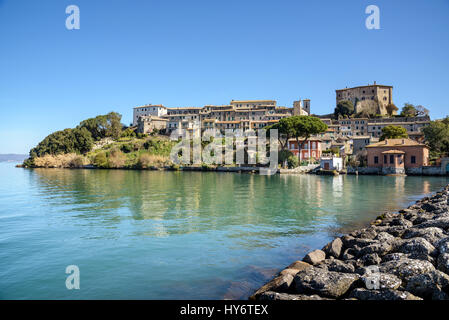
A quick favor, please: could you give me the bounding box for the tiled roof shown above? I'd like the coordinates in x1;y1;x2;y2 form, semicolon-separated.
366;138;427;148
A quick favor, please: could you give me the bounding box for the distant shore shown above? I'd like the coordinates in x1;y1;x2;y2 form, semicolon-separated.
250;183;449;300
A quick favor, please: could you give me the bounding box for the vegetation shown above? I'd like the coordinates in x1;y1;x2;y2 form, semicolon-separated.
77;112;123;140
400;103;429;117
334;100;354;118
422;117;449;157
289;116;328;162
386;103;398;116
379;125;409;141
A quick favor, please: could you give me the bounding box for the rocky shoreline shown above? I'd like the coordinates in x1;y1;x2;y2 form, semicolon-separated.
250;184;449;300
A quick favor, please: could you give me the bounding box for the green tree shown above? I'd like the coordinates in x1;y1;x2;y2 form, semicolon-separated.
422;117;449;157
78;112;123;140
400;103;418;117
386;103;398;116
380;125;409;141
290;116;328;162
265;117;295;152
334;100;354;118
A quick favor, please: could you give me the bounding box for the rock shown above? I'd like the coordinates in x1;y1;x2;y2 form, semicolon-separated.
318;259;356;273
293;267;360;298
303;249;326;265
257;291;330;300
384;225;408;237
382;252;407;263
437;238;449;254
390;217;413;228
360;273;402;290
374;232;395;243
437;253;449;274
379;258;435;281
249;274;294;299
396;237;437;257
322;238;343;258
280;268;302;277
405;270;449;300
349;288;422;300
341;247;358;260
416;217;449;230
341;235;378;248
357;242;393;257
283;261;312;274
402;227;446;246
359;253;382;266
350;227;377;240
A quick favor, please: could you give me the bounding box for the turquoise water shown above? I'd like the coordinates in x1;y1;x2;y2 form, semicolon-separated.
0;162;447;299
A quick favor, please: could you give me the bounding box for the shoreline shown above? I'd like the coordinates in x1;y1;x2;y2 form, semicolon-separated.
249;183;449;300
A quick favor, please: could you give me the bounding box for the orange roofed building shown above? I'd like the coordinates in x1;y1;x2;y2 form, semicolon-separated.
366;138;429;175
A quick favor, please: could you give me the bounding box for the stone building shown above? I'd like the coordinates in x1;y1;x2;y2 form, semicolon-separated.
366;138;429;175
136;116;168;134
336;82;393;115
133;104;167;126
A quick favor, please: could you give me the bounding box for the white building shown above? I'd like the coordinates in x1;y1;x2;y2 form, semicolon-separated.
133;105;167;126
320;157;343;171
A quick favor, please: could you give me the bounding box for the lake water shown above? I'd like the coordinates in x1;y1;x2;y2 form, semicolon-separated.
0;162;447;299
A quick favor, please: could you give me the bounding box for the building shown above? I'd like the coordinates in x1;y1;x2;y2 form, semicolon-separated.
336;82;393;115
133;105;167;126
287;138;322;160
366;138;429;175
137;116;168;134
320;157;343;171
352;136;379;154
136;98;311;134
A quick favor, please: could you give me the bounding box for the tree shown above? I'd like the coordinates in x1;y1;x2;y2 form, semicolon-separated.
334;100;354;118
265;117;295;152
415;105;430;117
386;103;398;116
400;103;418;117
422;117;449;157
77;112;123;140
380;125;409;141
290;116;328;162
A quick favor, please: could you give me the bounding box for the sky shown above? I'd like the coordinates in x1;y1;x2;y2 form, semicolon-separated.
1;0;449;154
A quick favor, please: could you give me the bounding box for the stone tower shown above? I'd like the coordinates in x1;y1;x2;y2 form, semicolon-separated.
293;99;310;116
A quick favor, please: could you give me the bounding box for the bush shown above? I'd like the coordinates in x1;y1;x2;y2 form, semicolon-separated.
93;152;108;168
137;153;170;168
107;149;126;168
287;155;299;168
120;143;134;154
32;153;87;168
121;128;136;138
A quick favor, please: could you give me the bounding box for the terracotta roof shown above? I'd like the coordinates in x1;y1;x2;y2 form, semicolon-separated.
382;150;406;154
134;104;166;109
366;138;427;148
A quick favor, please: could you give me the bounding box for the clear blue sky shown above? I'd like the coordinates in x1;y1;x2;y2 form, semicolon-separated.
1;0;449;154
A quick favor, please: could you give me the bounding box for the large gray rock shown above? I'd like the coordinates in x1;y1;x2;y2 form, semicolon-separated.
349;288;422;300
396;237;437;257
402;227;446;246
358;242;393;257
405;270;449;300
258;291;330;300
317;259;355;273
303;249;326;265
341;235;378;248
293;267;360;298
279;260;312;277
374;232;395;243
437;253;449;274
437;237;449;254
358;253;382;266
379;258;435;281
322;238;343;258
360;273;402;290
249;274;294;299
415;217;449;230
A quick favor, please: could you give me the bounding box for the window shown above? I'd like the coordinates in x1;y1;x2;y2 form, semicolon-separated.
411;156;416;164
384;155;387;164
390;155;394;164
374;156;379;164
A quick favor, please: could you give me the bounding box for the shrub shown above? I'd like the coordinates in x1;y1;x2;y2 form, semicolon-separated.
137;153;169;168
93;152;108;168
287;155;299;168
107;149;126;168
120;143;134;154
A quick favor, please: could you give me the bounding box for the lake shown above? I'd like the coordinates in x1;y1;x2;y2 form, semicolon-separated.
0;162;447;299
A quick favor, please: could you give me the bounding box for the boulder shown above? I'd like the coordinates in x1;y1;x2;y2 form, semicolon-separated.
357;242;393;257
382;252;407;263
379;258;435;281
374;232;395;243
257;291;330;300
359;253;382;266
437;238;449;254
318;259;355;273
405;270;449;300
437;253;449;274
341;235;378;248
402;227;446;246
415;217;449;230
322;238;343;258
303;249;326;265
349;288;422;300
293;267;360;298
249;274;294;299
360;273;402;290
396;237;437;257
279;260;312;277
